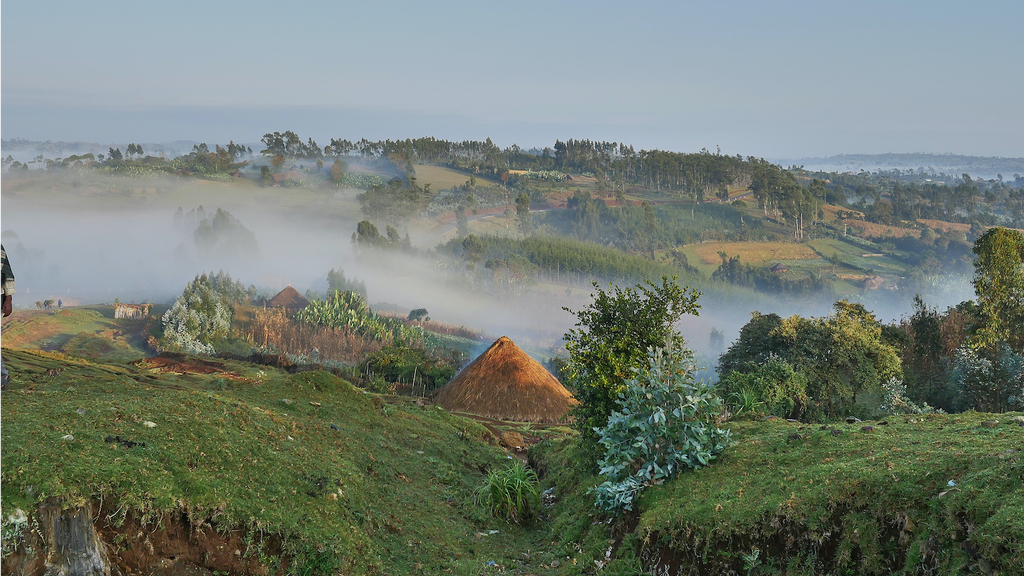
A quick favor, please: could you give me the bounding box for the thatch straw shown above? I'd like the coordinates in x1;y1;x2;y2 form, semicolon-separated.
432;336;577;423
267;286;309;311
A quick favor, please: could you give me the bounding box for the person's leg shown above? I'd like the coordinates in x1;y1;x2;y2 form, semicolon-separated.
1;354;8;389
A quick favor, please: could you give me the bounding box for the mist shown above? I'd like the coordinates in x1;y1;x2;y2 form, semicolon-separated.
0;173;592;357
1;170;978;370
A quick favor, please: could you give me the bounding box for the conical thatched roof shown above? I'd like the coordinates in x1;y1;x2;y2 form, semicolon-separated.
433;336;577;423
267;285;309;311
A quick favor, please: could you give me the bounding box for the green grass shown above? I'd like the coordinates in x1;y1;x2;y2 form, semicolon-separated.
0;349;557;574
1;307;153;361
533;414;1024;575
479;461;541;525
809;237;911;275
5;344;1021;574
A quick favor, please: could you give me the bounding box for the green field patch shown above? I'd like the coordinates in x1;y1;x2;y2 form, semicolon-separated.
534;414;1024;574
809;238;911;275
632;415;1023;573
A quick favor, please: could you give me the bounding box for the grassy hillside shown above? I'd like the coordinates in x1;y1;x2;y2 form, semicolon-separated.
0;349;554;575
0;307;154;360
535;414;1024;575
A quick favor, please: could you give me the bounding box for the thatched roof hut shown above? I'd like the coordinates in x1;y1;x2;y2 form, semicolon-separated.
864;275;885;290
267;285;309;312
432;336;577;423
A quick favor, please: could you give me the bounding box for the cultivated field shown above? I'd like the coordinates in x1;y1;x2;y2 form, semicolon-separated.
918;218;972;233
808;238;911;275
841;218;922;239
820;203;864;222
412;164;497;191
687;241;820;265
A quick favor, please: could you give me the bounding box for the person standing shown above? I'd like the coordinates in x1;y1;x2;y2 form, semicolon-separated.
2;244;15;389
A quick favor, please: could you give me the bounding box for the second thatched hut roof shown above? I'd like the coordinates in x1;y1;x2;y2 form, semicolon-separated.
432;336;577;423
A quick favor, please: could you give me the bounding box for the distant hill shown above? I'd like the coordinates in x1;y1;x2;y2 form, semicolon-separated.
772;153;1024;180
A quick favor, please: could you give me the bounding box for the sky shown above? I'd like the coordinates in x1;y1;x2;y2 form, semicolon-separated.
3;0;1023;158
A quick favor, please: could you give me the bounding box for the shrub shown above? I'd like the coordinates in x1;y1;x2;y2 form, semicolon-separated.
728;387;765;417
591;342;731;513
478;461;540;524
563;276;701;452
359;343;457;390
718;356;808;419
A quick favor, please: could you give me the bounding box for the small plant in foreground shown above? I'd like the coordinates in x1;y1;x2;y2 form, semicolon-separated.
729;387;764;416
1;509;29;558
478;461;540;524
591;341;731;513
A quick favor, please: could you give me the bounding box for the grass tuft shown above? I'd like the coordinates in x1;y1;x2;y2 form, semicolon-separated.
479;461;541;525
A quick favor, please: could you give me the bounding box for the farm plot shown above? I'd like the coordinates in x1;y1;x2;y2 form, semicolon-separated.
918;218;971;233
687;241;820;265
413;164;497;191
841;218;921;239
809;238;911;275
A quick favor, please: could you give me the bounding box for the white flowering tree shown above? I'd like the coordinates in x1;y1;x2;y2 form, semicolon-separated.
162;275;233;355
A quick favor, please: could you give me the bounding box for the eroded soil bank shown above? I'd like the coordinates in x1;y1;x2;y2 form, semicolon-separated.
5;500;285;576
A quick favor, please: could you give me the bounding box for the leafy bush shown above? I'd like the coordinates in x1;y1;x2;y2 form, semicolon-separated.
718;356;808;419
563;276;702;452
359;342;457;390
591;343;731;513
1;509;28;558
335;172;383;190
728;387;765;417
718;301;902;418
478;461;540;524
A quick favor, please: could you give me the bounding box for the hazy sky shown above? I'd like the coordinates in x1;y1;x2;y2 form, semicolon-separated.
3;1;1022;158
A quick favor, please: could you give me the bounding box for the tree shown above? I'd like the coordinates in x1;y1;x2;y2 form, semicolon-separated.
462;234;485;267
192;208;258;256
353;221;407;251
161;274;235;355
719;301;902;418
709;327;725;353
563;276;702;452
357;178;430;226
455;205;469;238
330;159;346;182
515;192;532;234
971;227;1024;351
326;267;366;297
408;308;429;322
